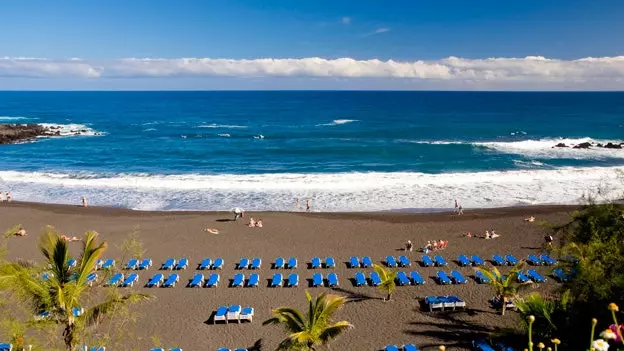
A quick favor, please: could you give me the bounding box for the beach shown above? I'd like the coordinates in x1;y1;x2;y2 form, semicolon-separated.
1;201;573;350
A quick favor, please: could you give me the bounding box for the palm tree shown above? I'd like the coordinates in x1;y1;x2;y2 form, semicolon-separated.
475;261;532;315
516;291;570;339
262;291;352;350
0;227;151;350
373;264;397;301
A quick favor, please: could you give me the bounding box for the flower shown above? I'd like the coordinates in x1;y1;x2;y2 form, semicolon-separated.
551;338;561;345
608;303;619;312
601;328;617;340
537;342;545;349
592;318;598;325
592;339;609;351
528;315;536;323
547;348;552;351
439;347;446;351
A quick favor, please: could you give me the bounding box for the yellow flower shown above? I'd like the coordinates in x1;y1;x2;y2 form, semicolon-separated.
551;338;561;345
439;347;446;351
537;342;545;349
609;303;619;312
528;315;536;323
592;318;598;325
600;329;617;340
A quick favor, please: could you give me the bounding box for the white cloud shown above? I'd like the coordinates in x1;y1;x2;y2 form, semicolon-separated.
0;56;623;88
341;16;351;25
375;27;390;34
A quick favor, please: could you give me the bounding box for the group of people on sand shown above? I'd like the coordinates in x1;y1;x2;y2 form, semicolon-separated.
423;239;449;253
247;217;263;228
295;198;312;212
454;199;464;215
464;230;500;239
0;192;13;202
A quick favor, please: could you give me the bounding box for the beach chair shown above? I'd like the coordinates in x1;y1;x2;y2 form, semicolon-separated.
122;273;138;287
287;257;297;269
396;271;410;286
238;257;249;269
0;344;11;351
99;259;115;270
275;257;285;269
384;346;400;351
527;254;543;266
213;305;228;323
492;255;506;266
150;348;164;351
41;272;52;281
271;273;283;287
439;296;456;310
473;339;496;351
311;257;322;269
349;256;360;268
217;349;229;351
175;258;189;270
240;307;254;323
199;258;212;270
425;296;443;312
312;273;324;287
83;347;105;351
247;273;259;287
475;271;491;284
213;258;224;270
517;271;531;283
354;272;367;286
540;254;557;265
471;255;485;266
398;255;411;267
106;273;124;287
447;295;466;309
553;268;569;282
161;258;176;270
505;254;519;265
434;255;448;267
189;273;204;288
85;272;97;286
162;273;179;288
138;258;152;270
287;273;299;287
227;305;242;323
422;255;434;267
233;349;247;351
386;255;398;267
325;257;335;268
146;273;164;288
370;272;381;286
410;271;425;285
205;273;220;287
494;342;516;351
232;273;245;287
436;271;452;285
361;256;372;268
327;273;339;287
72;307;84;317
450;270;467;284
124;259;138;270
458;254;471;267
527;269;546;283
403;344;419;351
67;259;77;269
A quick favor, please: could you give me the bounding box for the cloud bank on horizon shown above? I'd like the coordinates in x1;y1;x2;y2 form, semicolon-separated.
1;56;623;89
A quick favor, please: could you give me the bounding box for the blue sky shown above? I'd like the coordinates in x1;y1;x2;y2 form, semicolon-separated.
1;0;623;90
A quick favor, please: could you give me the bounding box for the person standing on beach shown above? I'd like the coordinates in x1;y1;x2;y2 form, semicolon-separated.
295;198;300;211
306;200;311;212
6;192;11;202
232;207;244;221
81;196;88;207
454;199;459;213
458;205;464;215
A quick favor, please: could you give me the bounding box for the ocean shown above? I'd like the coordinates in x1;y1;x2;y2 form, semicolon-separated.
0;91;623;211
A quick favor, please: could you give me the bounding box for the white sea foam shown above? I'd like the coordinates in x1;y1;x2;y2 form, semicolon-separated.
475;137;624;159
396;139;464;145
217;133;231;137
197;124;248;129
0;166;621;212
316;119;358;126
37;123;103;137
0;116;34;121
143;128;157;132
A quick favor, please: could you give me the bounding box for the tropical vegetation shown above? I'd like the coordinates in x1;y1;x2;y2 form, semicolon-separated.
372;263;397;301
475;261;532;315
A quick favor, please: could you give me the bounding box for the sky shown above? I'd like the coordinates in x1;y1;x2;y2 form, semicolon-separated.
1;0;623;90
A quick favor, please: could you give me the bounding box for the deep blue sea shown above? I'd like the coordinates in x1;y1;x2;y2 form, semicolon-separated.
0;91;623;211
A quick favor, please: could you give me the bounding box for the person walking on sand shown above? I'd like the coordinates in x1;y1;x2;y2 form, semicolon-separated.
6;192;11;202
306;199;311;212
232;207;244;221
454;199;459;213
81;196;88;208
457;205;464;215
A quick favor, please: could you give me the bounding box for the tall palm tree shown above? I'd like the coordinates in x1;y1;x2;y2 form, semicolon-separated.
0;227;151;350
475;261;532;315
373;264;397;301
262;291;352;350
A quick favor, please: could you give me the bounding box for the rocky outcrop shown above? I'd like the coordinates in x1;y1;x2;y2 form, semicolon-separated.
553;143;568;148
573;142;592;149
552;140;624;150
0;124;49;144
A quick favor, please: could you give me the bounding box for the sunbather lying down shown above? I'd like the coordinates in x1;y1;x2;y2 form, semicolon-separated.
203;228;220;234
525;216;535;222
60;234;80;242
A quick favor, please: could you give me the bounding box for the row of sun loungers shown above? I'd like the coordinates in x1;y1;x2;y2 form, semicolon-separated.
457;255;486;266
421;255;448;267
237;258;261;269
198;258;224;270
274;257;298;269
270;273;300;287
311;257;335;268
161;258;189;270
424;295;466;311
436;271;468;285
0;343;11;351
385;344;419;351
527;254;557;265
349;256;373;268
491;296;517;311
213;305;254;323
124;258;153;270
106;273;140;287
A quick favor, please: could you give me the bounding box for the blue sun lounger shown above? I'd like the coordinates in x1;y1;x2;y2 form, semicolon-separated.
422;255;434;267
410;271;425;285
473;339;496;351
325;257;335;268
86;272;97;286
425;296;443;311
213;258;224;270
527;269;546;283
247;273;259;287
213;305;228;323
384;345;400;351
517;271;531;283
147;273;164;287
67;259;77;269
398;255;411;267
471;255;485;266
386;256;398;267
175;258;188;270
370;271;382;286
275;257;285;269
199;258;212;270
271;273;283;287
312;273;323;287
106;273;124;286
72;307;84;317
492;255;506;266
287;273;299;287
540;254;557;265
227;305;241;322
238;258;249;269
138;258;152;270
163;273;179;288
0;344;12;351
232;273;245;287
505;254;519;265
458;255;471;266
553;268;569;282
99;259;115;270
234;349;248;351
475;271;491;284
84;347;105;351
125;259;139;270
327;273;339;287
311;257;321;269
396;271;410;286
240;307;254;323
527;254;543;265
437;271;452;285
189;273;204;287
354;272;367;286
287;257;297;269
434;255;447;266
349;256;360;268
361;256;373;268
122;273;138;287
161;258;175;270
403;344;419;351
206;273;220;287
217;348;229;351
451;270;467;284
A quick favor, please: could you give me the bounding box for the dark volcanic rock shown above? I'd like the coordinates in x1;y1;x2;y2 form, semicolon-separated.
553;143;568;148
573;142;592;149
0;124;49;144
604;142;623;149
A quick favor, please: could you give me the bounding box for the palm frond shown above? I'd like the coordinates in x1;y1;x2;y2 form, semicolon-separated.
315;294;346;326
318;321;353;343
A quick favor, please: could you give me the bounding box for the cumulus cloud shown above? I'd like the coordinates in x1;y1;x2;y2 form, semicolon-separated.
0;56;623;87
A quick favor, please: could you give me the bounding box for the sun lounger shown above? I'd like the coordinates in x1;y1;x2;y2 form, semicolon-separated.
312;273;323;287
99;259;115;270
146;273;164;288
325;257;335;268
247;273;259;287
175;258;189;270
83;347;105;351
434;255;447;266
447;295;466;309
72;307;84;317
227;305;241;322
527;269;546;283
122;273;138;287
232;273;245;287
67;259;77;269
471;255;485;266
271;273;283;287
492;255;506;266
217;348;229;351
396;271;410;286
124;259;138;270
106;273;124;287
214;305;228;323
349;256;359;268
492;296;517;311
494;342;516;351
287;257;297;269
384;346;400;351
240;307;254;323
205;273;220;287
439;296;456;310
354;272;367;286
168;349;182;351
213;258;224;270
403;344;419;351
361;256;373;268
311;257;321;269
162;273;179;288
540;254;557;265
473;339;496;351
553;268;569;282
425;296;443;311
409;271;425;285
86;272;97;286
189;273;204;287
458;254;471;267
422;255;434;267
527;254;543;266
505;254;519;265
275;257;285;269
198;258;212;270
398;255;411;267
138;259;152;270
475;271;491;284
386;256;398;267
436;271;452;285
161;258;176;270
150;348;164;351
327;273;339;287
0;343;12;351
517;271;531;283
42;272;52;281
233;349;247;351
450;270;467;284
287;273;299;287
238;258;249;269
368;271;381;286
